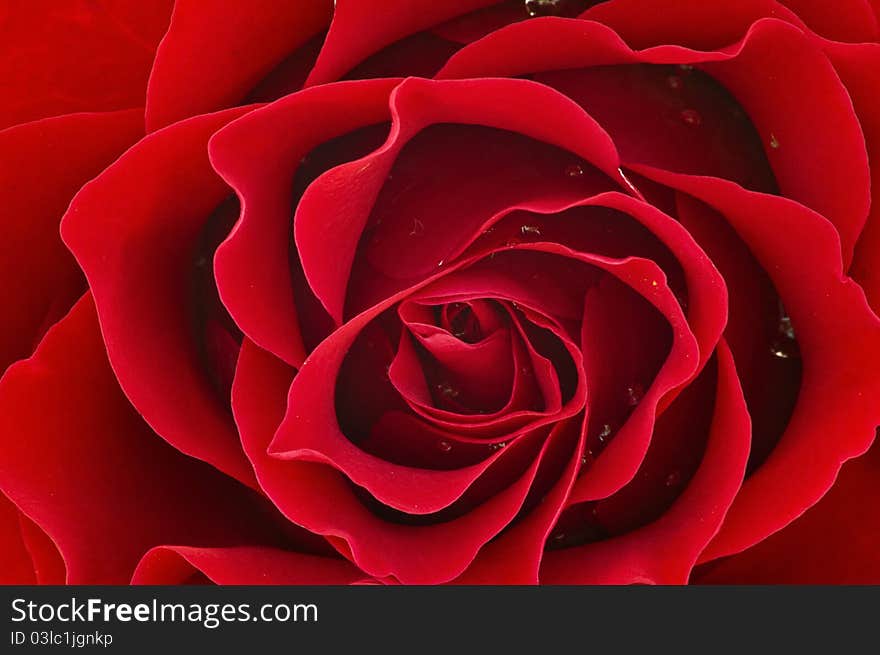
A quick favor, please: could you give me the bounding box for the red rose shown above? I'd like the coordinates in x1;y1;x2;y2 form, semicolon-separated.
1;0;879;585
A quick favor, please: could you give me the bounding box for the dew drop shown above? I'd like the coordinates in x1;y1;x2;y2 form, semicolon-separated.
770;343;791;359
678;64;695;72
674;290;689;311
581;447;595;467
436;382;460;399
437;259;445;268
771;304;799;359
779;314;795;341
552;530;567;542
666;75;683;90
680;109;702;127
769;133;780;149
565;163;584;177
596;423;612;443
490;441;508;451
438;441;452;453
626;383;645;407
520;224;542;237
665;470;681;487
525;0;563;17
409;218;424;236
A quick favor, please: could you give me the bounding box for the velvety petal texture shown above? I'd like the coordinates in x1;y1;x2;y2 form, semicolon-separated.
0;0;173;129
2;0;879;586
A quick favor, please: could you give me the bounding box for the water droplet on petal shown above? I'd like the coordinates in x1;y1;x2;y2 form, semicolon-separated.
769;133;780;149
596;423;612;443
436;382;460;399
626;384;645;407
674;290;689;311
580;447;595;467
666;75;683;90
565;163;584;177
490;441;508;452
678;64;695;72
770;343;792;358
438;441;452;453
525;0;563;17
680;109;702;126
771;303;799;359
520;224;541;237
409;218;424;236
437;259;445;268
552;530;567;542
665;470;681;487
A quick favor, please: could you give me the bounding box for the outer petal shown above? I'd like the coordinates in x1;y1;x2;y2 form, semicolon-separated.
579;0;805;50
61;106;258;487
694;438;880;584
132;545;365;585
305;0;498;85
0;0;172;129
0;296;289;583
0;493;36;584
439;18;871;265
829;43;880;313
146;0;332;131
629;167;880;561
776;0;879;42
0;109;143;374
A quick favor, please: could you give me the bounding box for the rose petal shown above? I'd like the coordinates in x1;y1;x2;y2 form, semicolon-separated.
776;0;879;42
452;418;585;584
629;166;880;560
132;545;364;585
827;43;880;313
0;109;143;374
145;0;332;131
295;76;627;323
61;106;258;487
693;437;880;584
579;0;804;51
306;0;499;85
540;340;750;584
0;493;36;584
439;18;871;265
0;0;172;129
17;513;66;585
0;296;292;583
209;78;401;367
235;338;547;584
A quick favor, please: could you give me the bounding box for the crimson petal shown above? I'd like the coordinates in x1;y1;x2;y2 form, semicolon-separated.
146;0;332;131
0;296;291;583
0;109;143;374
61;107;258;486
